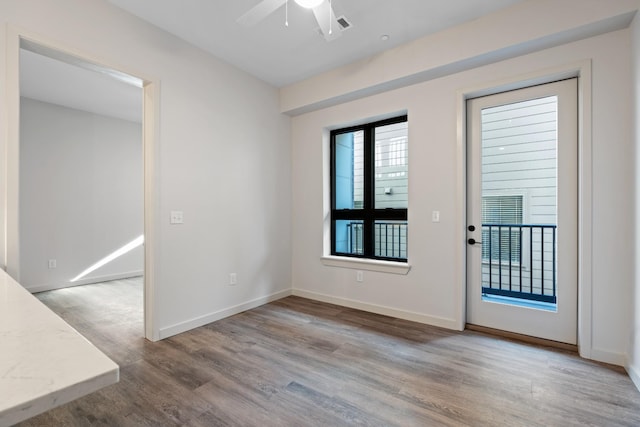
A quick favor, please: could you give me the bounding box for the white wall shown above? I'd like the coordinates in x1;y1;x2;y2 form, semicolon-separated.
20;97;143;292
0;0;292;340
290;27;634;365
281;0;640;114
1;0;636;364
630;12;640;388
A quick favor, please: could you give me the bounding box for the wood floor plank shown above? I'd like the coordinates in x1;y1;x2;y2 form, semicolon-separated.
14;280;640;426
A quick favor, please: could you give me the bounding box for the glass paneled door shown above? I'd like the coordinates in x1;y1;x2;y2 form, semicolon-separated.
466;79;578;344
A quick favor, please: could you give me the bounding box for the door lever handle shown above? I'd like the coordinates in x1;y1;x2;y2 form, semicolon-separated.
468;238;482;245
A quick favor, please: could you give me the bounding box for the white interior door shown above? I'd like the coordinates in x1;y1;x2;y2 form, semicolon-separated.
466;79;578;344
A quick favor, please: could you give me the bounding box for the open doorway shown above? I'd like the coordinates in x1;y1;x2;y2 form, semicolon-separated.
5;35;158;340
19;47;144;292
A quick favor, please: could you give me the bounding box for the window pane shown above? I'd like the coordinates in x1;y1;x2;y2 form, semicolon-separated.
335;220;364;255
335;131;364;210
374;220;407;259
330;115;407;261
482;196;523;224
374;122;408;209
482;196;523;262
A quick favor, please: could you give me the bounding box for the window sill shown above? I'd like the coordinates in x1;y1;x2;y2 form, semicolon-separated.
321;256;411;275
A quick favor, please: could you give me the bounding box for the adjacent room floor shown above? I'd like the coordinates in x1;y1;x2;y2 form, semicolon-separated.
17;279;640;426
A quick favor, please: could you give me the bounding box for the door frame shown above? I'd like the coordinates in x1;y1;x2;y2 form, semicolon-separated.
454;61;593;359
465;79;578;344
3;25;161;341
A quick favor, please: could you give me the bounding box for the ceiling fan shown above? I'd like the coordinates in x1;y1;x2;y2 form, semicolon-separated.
237;0;343;41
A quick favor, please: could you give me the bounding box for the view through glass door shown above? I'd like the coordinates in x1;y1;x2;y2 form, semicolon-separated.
466;79;578;344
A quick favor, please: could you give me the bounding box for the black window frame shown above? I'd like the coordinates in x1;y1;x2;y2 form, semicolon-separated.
330;115;408;262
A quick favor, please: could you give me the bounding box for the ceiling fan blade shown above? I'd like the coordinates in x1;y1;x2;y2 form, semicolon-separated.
312;1;342;41
237;0;287;27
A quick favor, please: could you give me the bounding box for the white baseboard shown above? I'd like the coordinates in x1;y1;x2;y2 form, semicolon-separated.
25;271;144;293
627;360;640;393
158;288;292;340
292;288;459;330
588;347;627;367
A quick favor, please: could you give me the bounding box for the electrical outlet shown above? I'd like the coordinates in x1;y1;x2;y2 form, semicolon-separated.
356;270;363;282
229;273;237;286
170;210;184;224
48;259;57;269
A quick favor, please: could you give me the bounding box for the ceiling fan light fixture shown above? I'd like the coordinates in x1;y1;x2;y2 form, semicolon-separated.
295;0;324;9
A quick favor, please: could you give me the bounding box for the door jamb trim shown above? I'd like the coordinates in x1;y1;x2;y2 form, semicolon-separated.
3;24;161;342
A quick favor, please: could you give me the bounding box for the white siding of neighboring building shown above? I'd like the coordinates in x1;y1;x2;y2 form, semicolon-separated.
375;121;408;209
481;96;558;297
352;121;409;209
353;131;364;208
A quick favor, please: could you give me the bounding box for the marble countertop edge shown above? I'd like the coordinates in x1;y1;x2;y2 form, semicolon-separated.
0;367;119;426
0;270;120;426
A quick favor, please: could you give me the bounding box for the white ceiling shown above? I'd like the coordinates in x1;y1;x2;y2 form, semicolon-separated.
20;49;143;123
19;0;525;122
108;0;525;87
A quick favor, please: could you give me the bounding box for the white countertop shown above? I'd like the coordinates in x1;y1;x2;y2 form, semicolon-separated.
0;269;119;426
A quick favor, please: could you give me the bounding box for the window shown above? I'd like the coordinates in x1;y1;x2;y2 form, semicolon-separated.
482;195;523;263
331;116;408;261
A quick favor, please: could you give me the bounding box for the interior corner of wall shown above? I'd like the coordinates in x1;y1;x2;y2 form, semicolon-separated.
626;354;640;392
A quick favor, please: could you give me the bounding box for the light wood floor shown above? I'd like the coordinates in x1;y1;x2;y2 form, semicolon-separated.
17;278;640;426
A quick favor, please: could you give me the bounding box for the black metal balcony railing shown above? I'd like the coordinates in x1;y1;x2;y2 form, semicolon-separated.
375;222;407;259
347;222;364;255
347;222;407;259
482;223;557;304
